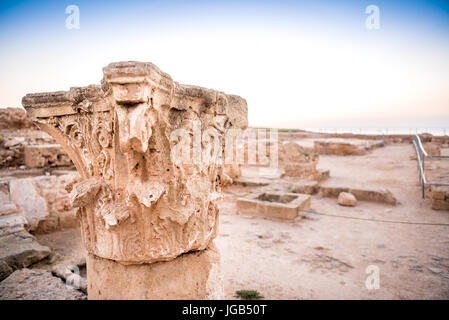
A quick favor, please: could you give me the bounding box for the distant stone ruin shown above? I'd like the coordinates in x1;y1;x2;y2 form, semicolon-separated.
279;142;319;179
0;108;35;130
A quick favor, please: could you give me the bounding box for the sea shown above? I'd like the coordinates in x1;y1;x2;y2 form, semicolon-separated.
301;127;449;136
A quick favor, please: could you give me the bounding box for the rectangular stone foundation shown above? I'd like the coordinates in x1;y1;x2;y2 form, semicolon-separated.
237;192;311;219
87;242;223;300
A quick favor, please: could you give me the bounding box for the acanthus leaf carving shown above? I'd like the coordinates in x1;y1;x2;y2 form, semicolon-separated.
23;61;248;264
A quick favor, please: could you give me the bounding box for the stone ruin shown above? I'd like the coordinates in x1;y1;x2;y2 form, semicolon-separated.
233;132;328;220
0;109;72;169
21;61;248;299
237;134;325;180
237;191;311;220
279;142;319;179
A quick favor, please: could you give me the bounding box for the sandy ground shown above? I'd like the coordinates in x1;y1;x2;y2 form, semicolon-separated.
32;143;449;299
217;144;449;299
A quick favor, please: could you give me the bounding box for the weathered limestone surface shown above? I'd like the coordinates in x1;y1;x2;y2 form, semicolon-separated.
22;61;247;298
51;259;88;294
32;174;79;231
0;231;51;281
280;142;319;179
0;268;86;300
9;178;48;231
87;243;223;299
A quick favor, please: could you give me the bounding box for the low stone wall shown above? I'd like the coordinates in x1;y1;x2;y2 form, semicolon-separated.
276;131;449;145
24;145;72;168
314;141;366;156
0;136;26;168
0;131;73;169
321;185;397;205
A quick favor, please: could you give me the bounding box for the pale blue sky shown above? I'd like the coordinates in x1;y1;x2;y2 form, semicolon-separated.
1;0;448;129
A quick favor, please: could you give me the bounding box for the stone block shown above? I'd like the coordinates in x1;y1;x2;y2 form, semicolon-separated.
430;186;446;200
87;243;223;300
321;185;397;205
24;144;72;168
0;215;27;237
237;192;311;219
0;231;51;281
0;268;85;300
431;199;449;211
0;178;26;237
9;178;48;232
9;174;78;233
289;180;319;195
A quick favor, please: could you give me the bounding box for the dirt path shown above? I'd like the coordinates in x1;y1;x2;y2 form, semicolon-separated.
217;144;449;299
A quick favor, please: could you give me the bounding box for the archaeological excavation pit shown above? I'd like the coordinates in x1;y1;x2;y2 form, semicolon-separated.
236;192;311;220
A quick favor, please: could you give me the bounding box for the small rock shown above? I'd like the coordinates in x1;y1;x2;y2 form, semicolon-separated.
373;259;386;264
409;264;423;272
52;262;87;293
428;267;442;274
337;192;357;207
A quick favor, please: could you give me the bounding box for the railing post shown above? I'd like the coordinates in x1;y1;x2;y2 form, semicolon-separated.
422;156;425;198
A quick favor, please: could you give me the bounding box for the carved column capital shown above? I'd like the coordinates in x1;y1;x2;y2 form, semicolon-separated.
23;61;247;264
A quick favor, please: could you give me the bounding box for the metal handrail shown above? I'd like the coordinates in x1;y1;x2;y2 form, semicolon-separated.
413;135;449;198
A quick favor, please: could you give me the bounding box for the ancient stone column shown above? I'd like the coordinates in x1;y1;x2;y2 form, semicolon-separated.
22;61;248;299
